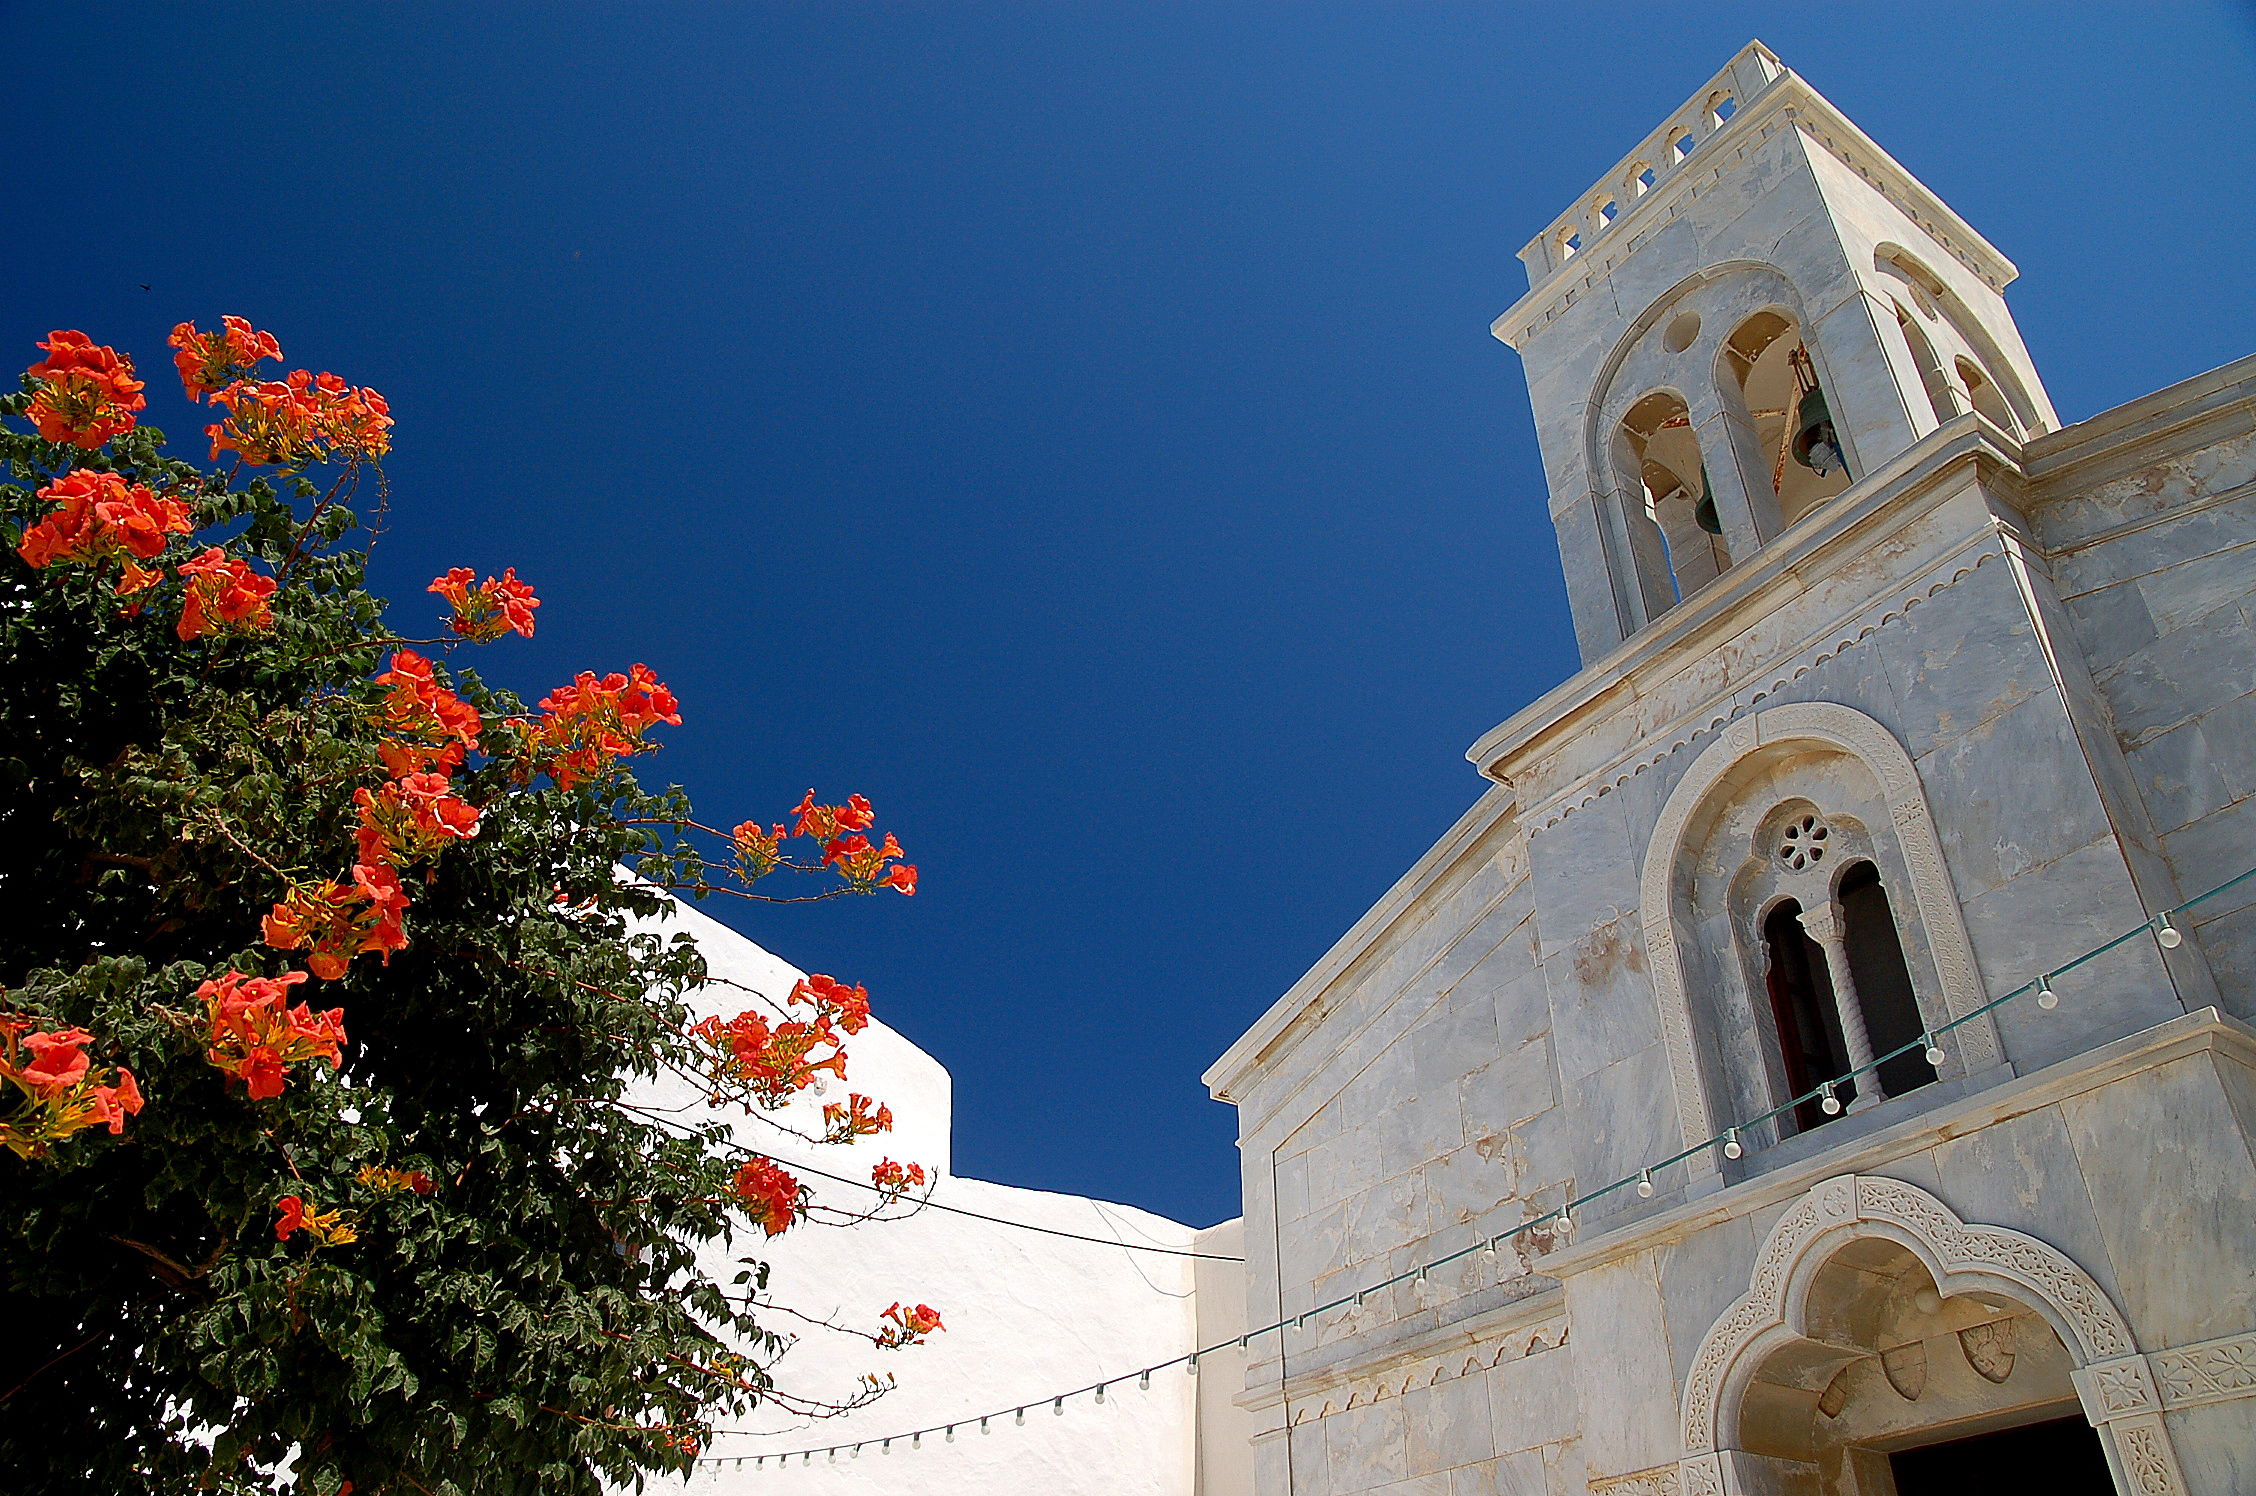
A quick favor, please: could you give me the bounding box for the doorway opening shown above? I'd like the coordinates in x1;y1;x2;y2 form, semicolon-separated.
1888;1413;2110;1494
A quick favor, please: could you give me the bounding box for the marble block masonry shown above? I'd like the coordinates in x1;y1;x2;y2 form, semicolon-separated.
1205;39;2256;1496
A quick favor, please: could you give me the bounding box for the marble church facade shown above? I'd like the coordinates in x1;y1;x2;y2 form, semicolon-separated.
1206;41;2256;1496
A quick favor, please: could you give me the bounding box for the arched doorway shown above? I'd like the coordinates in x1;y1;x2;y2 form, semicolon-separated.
1679;1175;2188;1495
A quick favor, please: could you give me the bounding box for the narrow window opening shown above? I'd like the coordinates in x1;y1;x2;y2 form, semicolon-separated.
1763;900;1855;1133
1673;132;1697;162
1561;230;1582;261
1634;164;1658;195
1710;94;1737;125
1598;198;1619;227
1957;357;2020;437
1621;390;1729;606
1894;302;1959;425
1839;862;1939;1098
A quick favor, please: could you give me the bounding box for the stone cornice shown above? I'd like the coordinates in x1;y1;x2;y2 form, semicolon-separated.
1202;783;1517;1105
2020;351;2256;517
1494;56;2017;351
1467;414;2021;801
1231;1282;1567;1419
1539;1008;2256;1280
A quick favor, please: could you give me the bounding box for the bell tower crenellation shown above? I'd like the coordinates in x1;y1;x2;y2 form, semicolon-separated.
1494;41;2059;665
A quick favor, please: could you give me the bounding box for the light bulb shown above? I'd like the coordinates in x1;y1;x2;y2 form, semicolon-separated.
1819;1081;1841;1115
2036;976;2059;1011
911;1433;921;1449
1015;1408;1025;1426
882;1439;892;1455
945;1426;955;1443
1095;1384;1107;1405
979;1418;989;1435
2157;914;2183;950
1923;1034;1946;1067
1139;1369;1151;1391
1053;1397;1065;1416
1557;1202;1575;1236
1722;1127;1743;1160
1186;1354;1199;1376
1636;1169;1655;1199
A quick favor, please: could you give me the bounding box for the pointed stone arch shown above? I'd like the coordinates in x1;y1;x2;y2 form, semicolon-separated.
1674;1174;2186;1496
1639;702;2001;1181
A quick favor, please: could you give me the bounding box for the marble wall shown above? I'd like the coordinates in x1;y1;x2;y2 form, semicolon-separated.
1208;39;2256;1492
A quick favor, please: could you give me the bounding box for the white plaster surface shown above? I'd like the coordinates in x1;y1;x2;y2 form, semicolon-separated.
617;895;1250;1495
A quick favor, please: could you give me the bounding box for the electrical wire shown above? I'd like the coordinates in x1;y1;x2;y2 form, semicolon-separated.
699;861;2255;1467
785;1156;1244;1261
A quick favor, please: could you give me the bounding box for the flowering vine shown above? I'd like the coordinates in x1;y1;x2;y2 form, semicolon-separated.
2;314;942;1488
25;329;147;448
17;470;191;594
430;566;539;642
0;1014;143;1160
199;970;347;1100
874;1302;945;1350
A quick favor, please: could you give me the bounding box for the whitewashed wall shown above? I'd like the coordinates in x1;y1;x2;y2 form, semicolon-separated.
619;895;1249;1495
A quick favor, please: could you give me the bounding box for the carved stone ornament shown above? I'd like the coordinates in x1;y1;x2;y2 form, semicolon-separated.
1880;1341;1927;1401
1680;1175;2188;1494
2152;1331;2256;1410
1958;1318;2015;1384
1588;1465;1681;1496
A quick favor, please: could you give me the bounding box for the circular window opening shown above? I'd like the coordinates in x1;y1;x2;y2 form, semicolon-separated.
1664;310;1702;353
1777;814;1829;871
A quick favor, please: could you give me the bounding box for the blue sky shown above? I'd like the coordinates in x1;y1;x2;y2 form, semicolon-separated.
8;4;2253;1228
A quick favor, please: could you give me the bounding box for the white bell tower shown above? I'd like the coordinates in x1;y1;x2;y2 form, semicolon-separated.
1495;41;2059;662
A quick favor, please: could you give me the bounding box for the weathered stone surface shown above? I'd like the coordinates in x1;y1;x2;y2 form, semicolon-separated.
1201;41;2256;1496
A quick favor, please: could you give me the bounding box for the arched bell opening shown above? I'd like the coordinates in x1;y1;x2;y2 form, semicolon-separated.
1891;301;1960;430
1956;357;2021;439
1875;246;2052;439
1721;310;1852;525
1735;1238;2106;1494
1620;389;1730;605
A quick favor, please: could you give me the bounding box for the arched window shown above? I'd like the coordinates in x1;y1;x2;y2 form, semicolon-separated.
1619;390;1728;604
1721;310;1852;525
1838;861;1939;1097
1762;899;1853;1134
1892;301;1959;427
1957;357;2020;437
1875;247;2049;438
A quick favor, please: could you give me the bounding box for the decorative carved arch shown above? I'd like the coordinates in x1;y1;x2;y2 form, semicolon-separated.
1639;702;2001;1179
1580;260;1816;496
1675;1174;2187;1496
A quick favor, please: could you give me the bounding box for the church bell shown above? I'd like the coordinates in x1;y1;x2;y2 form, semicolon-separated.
1790;386;1844;477
1693;467;1722;534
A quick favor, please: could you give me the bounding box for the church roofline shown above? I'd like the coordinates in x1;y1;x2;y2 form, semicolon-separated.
1202;782;1517;1106
1491;41;2020;351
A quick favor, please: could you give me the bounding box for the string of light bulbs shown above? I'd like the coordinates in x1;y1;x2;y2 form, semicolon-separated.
701;862;2253;1469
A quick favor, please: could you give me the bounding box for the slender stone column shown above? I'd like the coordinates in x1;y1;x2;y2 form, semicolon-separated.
1798;902;1879;1111
1683;384;1776;559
